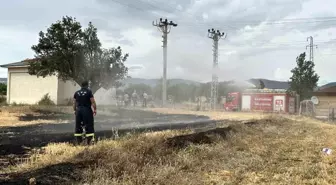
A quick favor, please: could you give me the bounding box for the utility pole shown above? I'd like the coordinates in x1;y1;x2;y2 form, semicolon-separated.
306;36;318;62
153;18;177;107
208;28;226;111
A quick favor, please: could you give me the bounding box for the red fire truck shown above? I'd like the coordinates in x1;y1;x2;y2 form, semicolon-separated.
223;89;297;113
224;92;241;111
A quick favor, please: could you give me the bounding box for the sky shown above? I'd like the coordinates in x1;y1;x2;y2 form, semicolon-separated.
0;0;336;85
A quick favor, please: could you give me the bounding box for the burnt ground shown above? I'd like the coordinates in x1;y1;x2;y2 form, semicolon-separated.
0;108;224;170
0;119;262;185
0;126;235;185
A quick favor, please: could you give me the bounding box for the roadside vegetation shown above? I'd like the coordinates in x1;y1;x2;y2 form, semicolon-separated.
0;83;6;106
37;94;55;106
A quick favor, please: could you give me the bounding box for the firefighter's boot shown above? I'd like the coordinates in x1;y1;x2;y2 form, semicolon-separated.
85;133;95;145
86;136;95;145
74;136;83;145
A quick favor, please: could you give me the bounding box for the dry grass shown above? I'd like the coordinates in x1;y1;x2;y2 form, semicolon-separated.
0;105;72;114
148;108;267;121
0;106;71;127
0;112;71;127
0;105;140;127
2;114;336;184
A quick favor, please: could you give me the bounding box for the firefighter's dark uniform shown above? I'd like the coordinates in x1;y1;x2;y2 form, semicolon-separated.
74;87;95;144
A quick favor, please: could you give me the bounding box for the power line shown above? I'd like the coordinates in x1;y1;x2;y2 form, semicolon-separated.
110;0;151;13
208;28;226;110
152;18;178;107
146;0;336;27
110;0;234;30
139;0;178;13
144;0;336;31
183;21;336;27
181;21;336;32
220;39;336;48
110;0;336;73
111;0;336;33
212;17;336;25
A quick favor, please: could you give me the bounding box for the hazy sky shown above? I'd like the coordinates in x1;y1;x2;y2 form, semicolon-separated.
0;0;335;85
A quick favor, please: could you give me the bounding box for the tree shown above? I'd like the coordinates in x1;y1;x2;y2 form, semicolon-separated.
28;16;129;93
288;52;319;100
0;83;6;95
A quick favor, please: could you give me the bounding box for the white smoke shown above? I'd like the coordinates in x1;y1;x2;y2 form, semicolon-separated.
94;87;117;105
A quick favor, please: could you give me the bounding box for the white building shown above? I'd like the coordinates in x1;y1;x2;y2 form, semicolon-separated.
0;59;116;105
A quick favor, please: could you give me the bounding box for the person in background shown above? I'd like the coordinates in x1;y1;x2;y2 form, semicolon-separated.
117;94;123;107
132;90;138;107
143;92;148;108
73;81;97;145
124;93;129;107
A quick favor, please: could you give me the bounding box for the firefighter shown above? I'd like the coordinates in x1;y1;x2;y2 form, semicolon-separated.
117;94;123;107
73;81;97;145
132;90;138;107
124;93;130;107
142;92;148;108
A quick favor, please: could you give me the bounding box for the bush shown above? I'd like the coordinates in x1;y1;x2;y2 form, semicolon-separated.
38;93;55;106
0;95;6;105
0;83;6;95
10;102;28;106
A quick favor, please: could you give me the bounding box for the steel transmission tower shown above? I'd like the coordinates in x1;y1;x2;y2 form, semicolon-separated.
306;36;318;62
153;18;177;107
208;28;226;110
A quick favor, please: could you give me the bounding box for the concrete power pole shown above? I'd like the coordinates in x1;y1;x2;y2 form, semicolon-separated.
153;18;177;107
208;28;226;111
306;36;318;62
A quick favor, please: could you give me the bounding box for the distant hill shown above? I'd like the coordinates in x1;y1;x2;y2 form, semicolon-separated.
0;77;293;90
123;78;291;90
248;78;290;89
248;79;334;91
318;82;336;90
315;82;336;91
122;78;201;87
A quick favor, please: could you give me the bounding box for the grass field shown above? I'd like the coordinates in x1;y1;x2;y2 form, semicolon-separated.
0;105;72;127
1;106;336;184
148;108;267;121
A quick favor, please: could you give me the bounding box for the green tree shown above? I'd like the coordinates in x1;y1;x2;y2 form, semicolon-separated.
28;16;129;93
288;52;319;100
0;83;6;95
